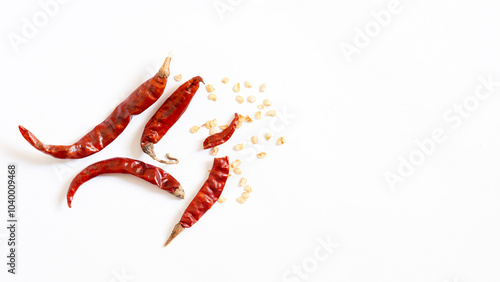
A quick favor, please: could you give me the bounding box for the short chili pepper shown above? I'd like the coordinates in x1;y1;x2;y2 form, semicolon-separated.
67;157;184;208
164;156;230;246
19;55;172;159
203;113;239;149
141;76;204;164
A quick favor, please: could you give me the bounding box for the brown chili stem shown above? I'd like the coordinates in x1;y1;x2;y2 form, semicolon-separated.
142;143;179;164
158;52;172;78
164;223;184;247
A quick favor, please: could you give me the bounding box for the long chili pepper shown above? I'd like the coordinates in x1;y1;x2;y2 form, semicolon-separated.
164;156;230;246
141;76;204;164
19;55;173;159
67;157;184;208
203;113;239;149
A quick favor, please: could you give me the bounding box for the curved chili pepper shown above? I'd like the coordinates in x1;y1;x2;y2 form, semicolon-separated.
67;157;184;208
203;113;239;149
164;156;230;246
19;56;172;159
141;76;204;164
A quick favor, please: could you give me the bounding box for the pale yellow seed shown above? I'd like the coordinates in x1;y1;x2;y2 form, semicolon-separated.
217;196;226;203
240;178;247;186
277;137;288;145
244;81;252;88
251;136;258;144
257;152;267;159
190;126;200;133
209;128;218;135
242;192;250;199
266;110;277;117
236;120;243;129
247;95;256;103
208;93;217;101
234;144;243;151
258;104;265;110
231;159;241;168
236;197;246;204
263;99;272;107
255;111;262;120
219;125;228;130
236;95;244;104
222;77;230;84
211;147;219;155
206;84;215;93
204;119;217;129
245;115;253;123
259;83;267;92
244;185;252;193
174;74;182;82
233;83;241;93
234;167;242;175
265;132;272;141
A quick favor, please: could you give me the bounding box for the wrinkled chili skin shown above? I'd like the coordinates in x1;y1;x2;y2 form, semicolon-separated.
67;157;181;207
180;156;230;228
141;76;203;147
19;74;168;159
203;113;239;149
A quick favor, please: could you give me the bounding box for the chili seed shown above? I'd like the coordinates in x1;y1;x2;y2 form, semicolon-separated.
233;83;241;93
258;104;265;110
259;83;267;92
222;77;230;84
263;99;272;107
234;144;243;151
266;110;277;117
265;132;272;141
209;128;218;135
217;196;226;203
236;120;243;129
242;192;250;199
236;95;244;104
190;126;200;133
205;119;217;129
211;147;219;155
277;137;288;145
244;185;252;193
244;81;253;88
240;177;247;186
174;74;182;82
245;115;253;123
251;136;258;144
236;197;246;204
208;93;217;101
231;159;241;168
234;167;242;175
247;95;256;103
206;84;215;93
219;125;228;130
255;111;262;120
257;152;267;159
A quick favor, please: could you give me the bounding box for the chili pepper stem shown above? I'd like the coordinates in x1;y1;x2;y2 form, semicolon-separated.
158;53;172;78
164;223;184;247
142;143;179;165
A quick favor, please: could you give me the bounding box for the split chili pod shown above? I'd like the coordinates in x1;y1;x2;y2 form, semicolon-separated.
141;76;204;164
19;55;172;159
164;156;230;247
67;157;184;208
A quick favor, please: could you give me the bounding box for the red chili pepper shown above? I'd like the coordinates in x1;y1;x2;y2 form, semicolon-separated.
164;156;230;246
67;157;184;208
203;113;239;149
19;56;172;159
141;76;204;164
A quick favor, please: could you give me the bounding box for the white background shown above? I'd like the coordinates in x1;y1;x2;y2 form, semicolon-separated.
1;0;500;281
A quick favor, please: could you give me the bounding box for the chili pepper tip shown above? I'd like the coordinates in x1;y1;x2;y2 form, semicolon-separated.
173;187;185;199
164;223;184;247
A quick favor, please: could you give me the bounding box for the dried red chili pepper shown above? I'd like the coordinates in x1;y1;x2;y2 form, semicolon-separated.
141;76;204;164
203;113;239;149
67;157;184;208
164;156;230;246
19;55;172;159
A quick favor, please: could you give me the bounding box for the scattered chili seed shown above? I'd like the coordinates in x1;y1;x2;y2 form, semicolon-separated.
222;77;230;84
206;84;215;93
190;126;200;133
255;111;262;120
258;104;265;110
263;99;272;107
204;119;217;129
208;93;217;101
257;152;267;159
266;110;277;117
244;185;252;193
247;95;256;103
240;177;247;186
259;83;267;92
251;136;258;144
236;197;246;204
236;120;243;129
174;74;182;81
217;196;226;203
233;83;241;92
236;95;244;104
211;147;219;155
277;137;287;145
265;132;272;141
219;125;228;130
234;144;243;151
244;81;252;88
209;128;218;135
245;115;253;123
234;167;242;175
242;192;250;200
231;159;241;168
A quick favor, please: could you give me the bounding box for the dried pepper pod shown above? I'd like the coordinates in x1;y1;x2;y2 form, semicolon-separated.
203;113;239;149
19;55;172;159
141;76;203;164
67;157;184;208
164;156;230;246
